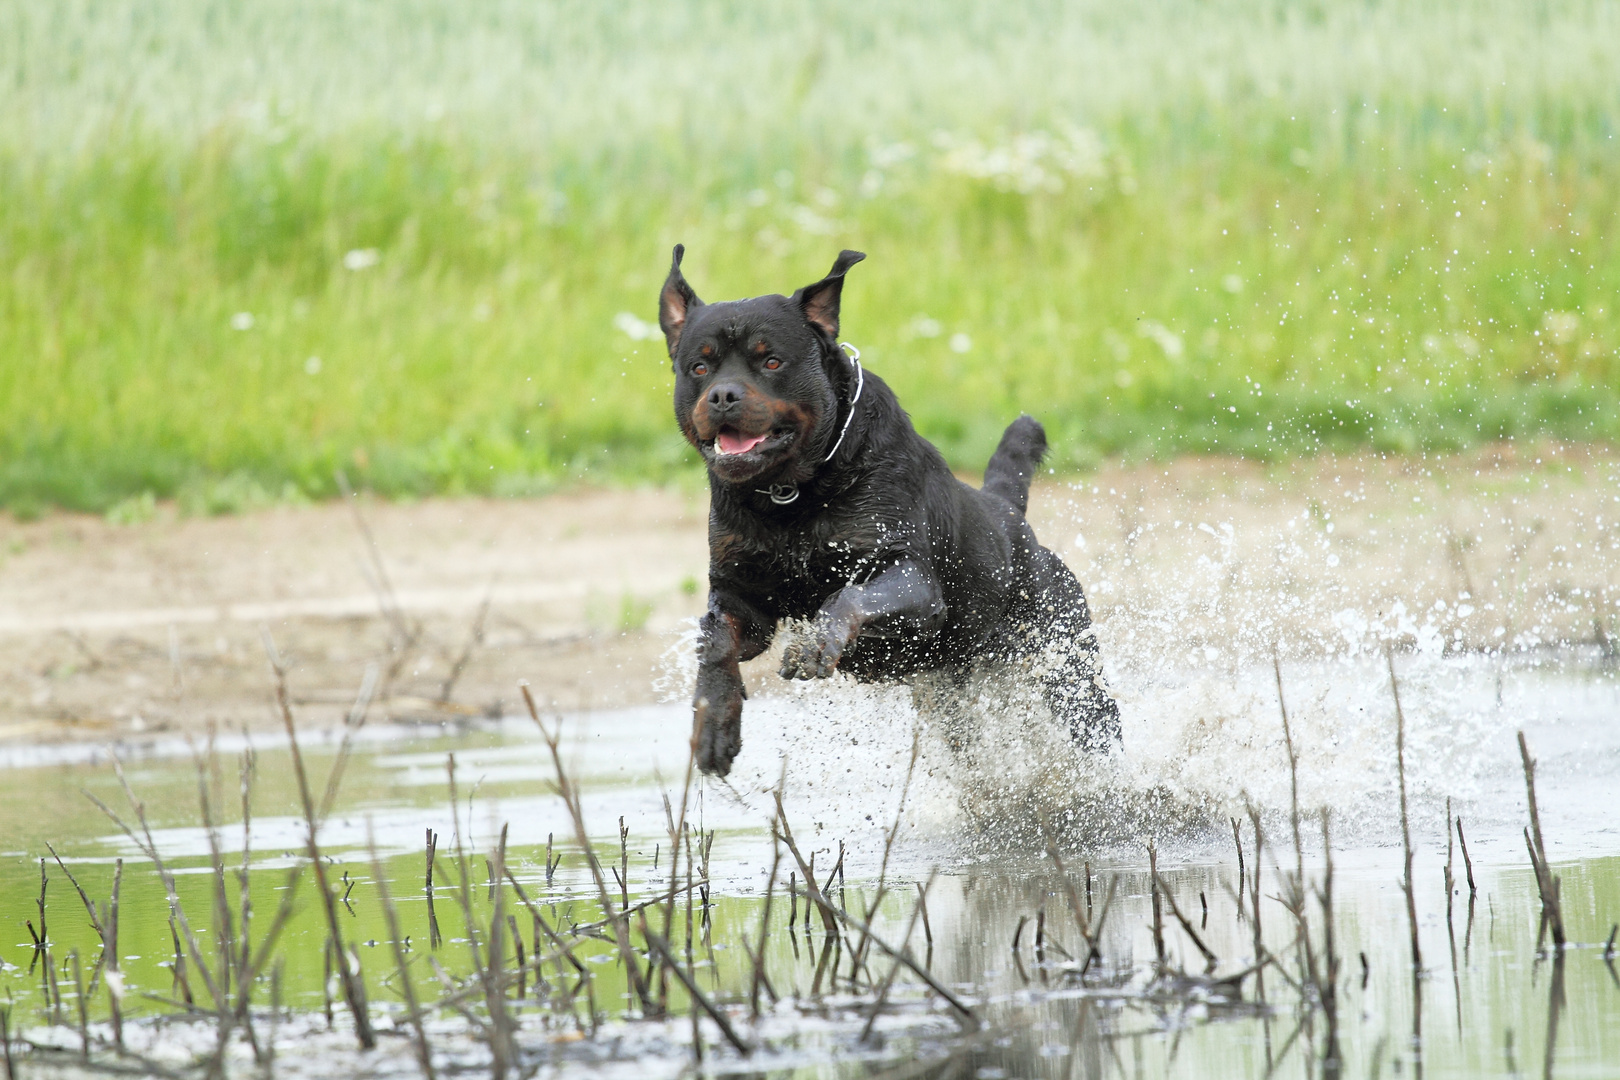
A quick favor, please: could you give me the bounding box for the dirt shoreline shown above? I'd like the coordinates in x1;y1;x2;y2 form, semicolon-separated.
3;444;1615;751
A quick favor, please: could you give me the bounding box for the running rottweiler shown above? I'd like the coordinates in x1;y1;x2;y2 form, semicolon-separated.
660;246;1119;776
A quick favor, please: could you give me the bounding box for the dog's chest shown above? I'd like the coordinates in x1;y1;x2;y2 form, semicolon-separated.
713;512;905;614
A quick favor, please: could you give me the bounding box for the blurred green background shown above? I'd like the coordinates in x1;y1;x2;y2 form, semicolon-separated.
2;0;1617;517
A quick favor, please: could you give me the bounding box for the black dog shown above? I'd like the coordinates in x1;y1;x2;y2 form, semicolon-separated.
660;246;1119;776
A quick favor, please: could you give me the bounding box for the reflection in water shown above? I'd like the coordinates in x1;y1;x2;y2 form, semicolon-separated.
0;650;1618;1076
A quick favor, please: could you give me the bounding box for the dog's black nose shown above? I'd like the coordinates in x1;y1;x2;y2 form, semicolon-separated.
707;383;746;410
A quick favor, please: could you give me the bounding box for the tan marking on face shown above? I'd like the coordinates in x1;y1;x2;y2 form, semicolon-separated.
688;389;820;445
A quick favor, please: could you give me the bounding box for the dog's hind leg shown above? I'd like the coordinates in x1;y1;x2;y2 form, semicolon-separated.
1027;548;1121;751
1042;627;1121;752
981;415;1047;516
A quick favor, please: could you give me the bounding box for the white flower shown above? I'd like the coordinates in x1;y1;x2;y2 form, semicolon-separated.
343;248;380;271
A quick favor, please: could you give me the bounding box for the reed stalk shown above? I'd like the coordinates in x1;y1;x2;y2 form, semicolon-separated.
368;826;437;1080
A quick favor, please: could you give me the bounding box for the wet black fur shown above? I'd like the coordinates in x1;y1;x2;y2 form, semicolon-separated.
662;246;1119;776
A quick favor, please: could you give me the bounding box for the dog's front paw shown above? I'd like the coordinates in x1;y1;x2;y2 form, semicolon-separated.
779;616;855;680
693;664;744;777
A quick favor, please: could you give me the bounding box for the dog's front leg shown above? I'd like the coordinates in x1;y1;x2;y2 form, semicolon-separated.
693;595;772;777
780;558;946;680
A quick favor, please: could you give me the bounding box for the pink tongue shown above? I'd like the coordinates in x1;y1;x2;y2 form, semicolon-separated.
718;431;768;455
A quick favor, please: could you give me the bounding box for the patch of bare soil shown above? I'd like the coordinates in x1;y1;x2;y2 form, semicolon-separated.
2;443;1615;749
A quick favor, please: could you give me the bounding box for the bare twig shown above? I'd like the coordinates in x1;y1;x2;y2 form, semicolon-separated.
1389;649;1422;973
860;871;935;1044
265;633;375;1049
368;825;435;1080
1456;816;1478;898
522;684;656;1014
1518;731;1566;950
774;798;977;1029
641;928;752;1056
1151;865;1217;974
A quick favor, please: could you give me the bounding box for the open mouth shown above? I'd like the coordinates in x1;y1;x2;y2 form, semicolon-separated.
713;427;791;457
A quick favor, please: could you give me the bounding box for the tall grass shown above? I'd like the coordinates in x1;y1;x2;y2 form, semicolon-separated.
3;0;1619;512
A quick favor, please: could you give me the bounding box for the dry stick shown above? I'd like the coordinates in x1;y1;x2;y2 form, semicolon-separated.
1148;842;1167;969
235;747;258;1050
1150;866;1218;974
1456;817;1478;898
1517;731;1566;950
482;824;516;1080
685;829;703;1061
88;763;222;1014
915;881;933;953
43;844;125;1051
774;802;978;1029
749;835;783;1019
1246;803;1267;1000
1316;809;1342;1080
1388;649;1423;974
70;949;88;1060
1046;844;1101;972
1;1003;14;1080
34;858;47;959
105;859;124;1052
46;949;63;1026
191;735;239;1052
442;755;494;1032
500;869;593;1029
521;685;656;1014
618;816;631;913
565;878;709;939
641;928;752;1056
1444;797;1456;908
1231;818;1247;919
1543;949;1567;1080
1275;653;1321;994
388;880;712;1029
267;640;376;1050
507;915;526;1000
368;827;435;1080
424;829;441;949
859;871;935;1044
854;730;922;969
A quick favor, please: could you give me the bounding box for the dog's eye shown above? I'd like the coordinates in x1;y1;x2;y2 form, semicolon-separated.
763;357;781;370
690;362;708;377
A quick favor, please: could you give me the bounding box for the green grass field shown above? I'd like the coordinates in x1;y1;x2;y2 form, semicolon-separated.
3;0;1619;515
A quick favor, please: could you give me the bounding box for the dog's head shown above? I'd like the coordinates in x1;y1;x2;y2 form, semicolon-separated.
660;246;865;487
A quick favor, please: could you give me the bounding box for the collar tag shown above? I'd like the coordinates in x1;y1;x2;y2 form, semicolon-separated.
758;483;800;505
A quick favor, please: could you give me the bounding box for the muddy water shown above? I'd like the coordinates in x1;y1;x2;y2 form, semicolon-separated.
1;641;1617;1077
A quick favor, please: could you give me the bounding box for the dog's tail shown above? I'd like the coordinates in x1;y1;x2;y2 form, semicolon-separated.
982;415;1047;516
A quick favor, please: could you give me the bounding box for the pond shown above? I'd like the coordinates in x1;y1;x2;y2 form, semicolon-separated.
1;646;1617;1078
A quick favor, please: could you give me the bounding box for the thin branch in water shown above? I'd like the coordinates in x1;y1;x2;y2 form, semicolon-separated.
263;631;376;1049
367;823;436;1080
1456;816;1478;898
641;927;752;1056
1388;648;1422;974
1151;864;1218;974
1518;730;1566;950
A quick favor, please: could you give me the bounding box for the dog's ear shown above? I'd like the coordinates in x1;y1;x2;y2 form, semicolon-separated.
795;249;866;340
659;244;704;357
